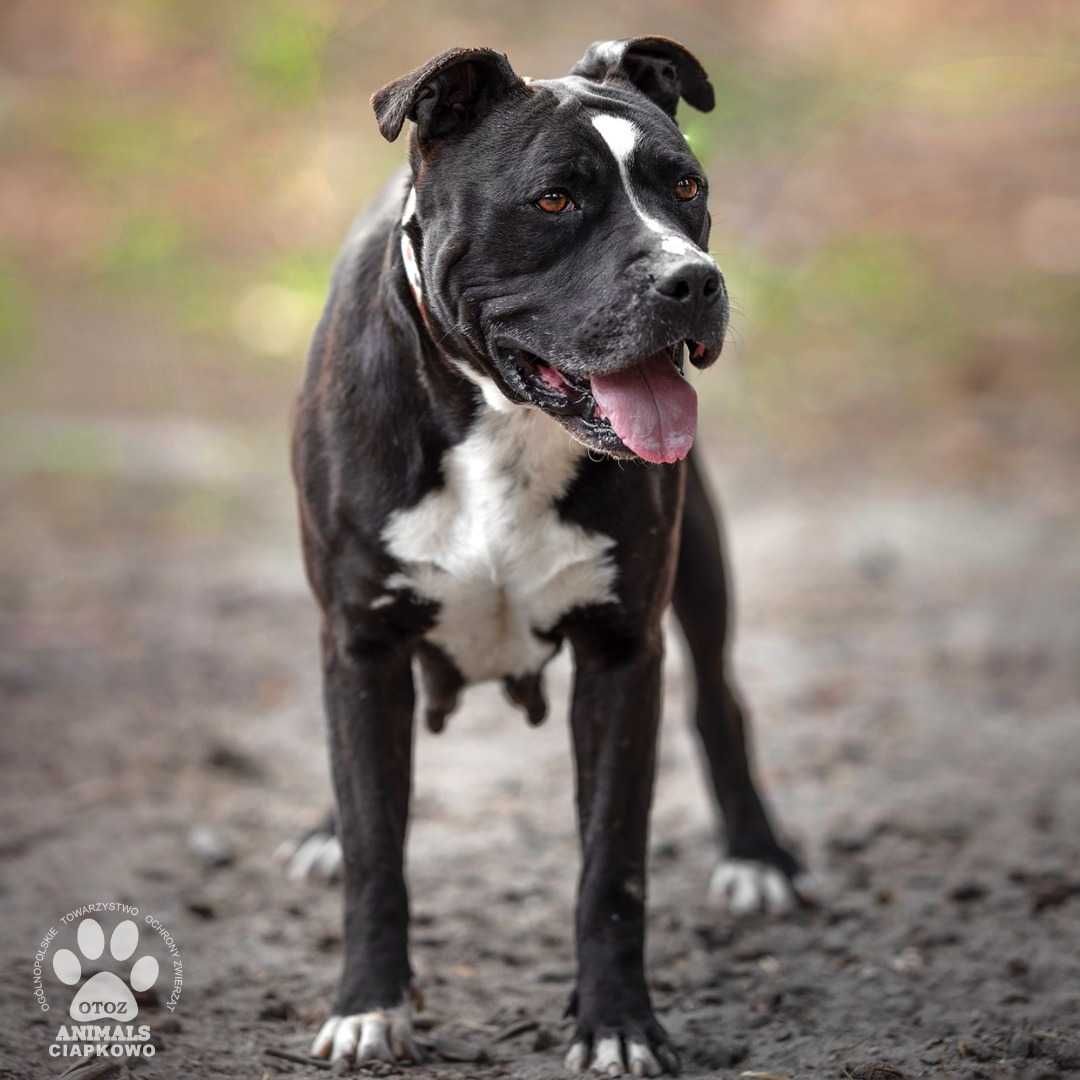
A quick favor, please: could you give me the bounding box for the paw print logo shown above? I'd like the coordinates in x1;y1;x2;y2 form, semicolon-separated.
52;918;159;1022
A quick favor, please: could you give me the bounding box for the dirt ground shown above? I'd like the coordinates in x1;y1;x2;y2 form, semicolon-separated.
2;296;1079;1079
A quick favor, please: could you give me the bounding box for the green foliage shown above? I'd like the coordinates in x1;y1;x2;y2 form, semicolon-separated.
901;49;1080;115
0;424;118;476
233;4;331;103
721;234;936;345
0;263;32;368
691;62;843;157
56;104;187;184
100;214;186;281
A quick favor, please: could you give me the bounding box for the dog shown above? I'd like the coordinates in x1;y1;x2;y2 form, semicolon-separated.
288;38;807;1075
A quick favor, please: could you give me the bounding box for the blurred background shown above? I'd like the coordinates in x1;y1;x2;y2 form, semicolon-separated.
3;1;1080;478
2;3;1079;1077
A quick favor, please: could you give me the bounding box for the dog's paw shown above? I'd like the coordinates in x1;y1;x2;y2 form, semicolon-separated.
311;1004;421;1065
565;1033;679;1077
274;829;342;884
709;858;818;916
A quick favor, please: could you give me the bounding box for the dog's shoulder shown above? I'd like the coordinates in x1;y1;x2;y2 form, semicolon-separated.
292;169;454;565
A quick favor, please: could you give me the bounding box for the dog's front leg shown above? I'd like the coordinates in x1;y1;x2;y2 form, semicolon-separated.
565;635;678;1077
311;624;421;1066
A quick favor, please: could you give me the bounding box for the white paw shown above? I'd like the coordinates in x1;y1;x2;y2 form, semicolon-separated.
311;1003;421;1064
709;858;804;916
274;831;342;884
565;1035;677;1076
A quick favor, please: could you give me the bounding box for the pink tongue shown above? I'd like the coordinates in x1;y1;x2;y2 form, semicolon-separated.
589;352;697;464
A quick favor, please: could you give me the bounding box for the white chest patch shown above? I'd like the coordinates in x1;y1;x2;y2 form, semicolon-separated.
382;402;617;683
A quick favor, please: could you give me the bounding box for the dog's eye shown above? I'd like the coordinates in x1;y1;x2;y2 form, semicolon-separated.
535;191;575;214
674;176;702;202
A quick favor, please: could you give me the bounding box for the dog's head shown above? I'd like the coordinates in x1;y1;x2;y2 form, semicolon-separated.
373;38;726;464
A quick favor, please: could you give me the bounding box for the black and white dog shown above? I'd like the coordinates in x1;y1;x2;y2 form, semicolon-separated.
289;38;808;1075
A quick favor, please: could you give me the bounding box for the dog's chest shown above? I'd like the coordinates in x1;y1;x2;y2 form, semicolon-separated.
383;406;616;683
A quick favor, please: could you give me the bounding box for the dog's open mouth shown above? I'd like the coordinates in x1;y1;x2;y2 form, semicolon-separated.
500;341;706;464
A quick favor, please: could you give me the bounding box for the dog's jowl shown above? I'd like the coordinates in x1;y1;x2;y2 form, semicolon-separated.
291;37;808;1075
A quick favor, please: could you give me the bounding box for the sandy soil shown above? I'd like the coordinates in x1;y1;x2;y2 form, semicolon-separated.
2;387;1079;1080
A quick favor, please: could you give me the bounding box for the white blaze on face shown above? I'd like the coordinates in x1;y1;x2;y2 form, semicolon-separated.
590;113;715;262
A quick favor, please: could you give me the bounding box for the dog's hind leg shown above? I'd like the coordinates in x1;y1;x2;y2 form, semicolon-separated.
673;452;811;914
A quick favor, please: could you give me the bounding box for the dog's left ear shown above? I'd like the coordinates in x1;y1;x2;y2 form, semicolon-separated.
570;37;714;120
372;47;526;143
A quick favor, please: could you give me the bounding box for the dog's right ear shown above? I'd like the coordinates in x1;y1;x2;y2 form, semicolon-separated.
571;37;714;120
372;47;525;144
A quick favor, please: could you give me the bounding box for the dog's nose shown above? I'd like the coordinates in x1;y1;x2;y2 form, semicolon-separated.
654;261;723;305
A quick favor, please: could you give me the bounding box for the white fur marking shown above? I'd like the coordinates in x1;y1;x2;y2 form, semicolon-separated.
709;858;797;916
370;593;396;609
400;186;422;300
383;404;616;683
452;361;517;413
400;232;422;298
313;1003;419;1064
628;1040;663;1077
594;1036;624;1073
590;113;713;266
565;1041;589;1072
661;234;693;255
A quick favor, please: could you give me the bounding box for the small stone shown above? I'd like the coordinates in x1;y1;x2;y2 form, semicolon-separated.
1007;1032;1033;1059
432;1036;489;1063
187;826;235;869
185;898;216;920
949;880;988;903
890;947;925;974
848;1064;906;1080
258;999;295;1021
1046;1037;1080;1069
202;740;265;780
958;1038;993;1061
532;1026;558;1052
